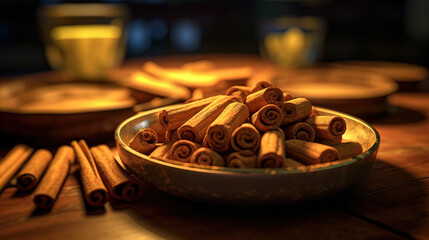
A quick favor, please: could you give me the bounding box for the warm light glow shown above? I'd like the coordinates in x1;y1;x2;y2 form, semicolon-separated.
264;26;306;67
130;72;191;99
142;61;253;88
48;24;123;79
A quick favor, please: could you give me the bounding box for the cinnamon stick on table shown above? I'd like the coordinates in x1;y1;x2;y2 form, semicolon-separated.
305;116;347;140
190;147;225;166
251;104;284;132
257;129;286;168
285;139;341;165
33;145;75;209
169;140;200;162
128;128;158;155
206;102;249;152
72;140;108;208
227;151;257;168
177;95;238;143
230;123;261;153
281;98;312;125
16;149;52;191
282;122;315;142
90;145;143;202
0;144;33;192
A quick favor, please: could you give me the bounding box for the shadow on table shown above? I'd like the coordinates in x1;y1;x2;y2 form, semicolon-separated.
363;104;427;125
120;159;427;240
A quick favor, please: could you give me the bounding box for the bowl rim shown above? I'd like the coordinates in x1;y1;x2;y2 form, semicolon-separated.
115;106;380;175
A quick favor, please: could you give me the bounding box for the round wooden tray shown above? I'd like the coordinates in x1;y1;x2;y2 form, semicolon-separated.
273;66;398;117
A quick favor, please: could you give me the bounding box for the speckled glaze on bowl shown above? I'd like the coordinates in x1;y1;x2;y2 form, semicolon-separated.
115;106;379;205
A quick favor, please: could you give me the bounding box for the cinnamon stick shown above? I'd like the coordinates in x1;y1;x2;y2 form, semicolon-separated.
246;86;284;114
282;122;315;142
16;149;52;191
285;139;341;165
33;145;75;209
315;135;342;146
251;104;284;132
305;116;347;139
129;128;158;155
149;142;173;159
283;158;305;168
206;102;249;152
225;85;252;96
283;92;294;101
0;144;33;192
230;123;261;153
165;129;179;142
177;95;237;143
227;152;257;168
190;147;225;166
159;95;220;130
257;129;286;168
250;81;272;93
72;140;108;207
334;141;363;159
281;98;312;125
90;145;143;202
169;140;200;162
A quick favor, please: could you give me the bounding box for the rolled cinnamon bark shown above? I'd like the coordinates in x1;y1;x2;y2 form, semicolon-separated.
177;95;237;143
33;145;75;209
159;95;220;130
281;98;312;125
284;158;305;168
283;92;294;101
250;81;272;93
246;86;284;114
165;129;179;142
225;85;252;96
257;129;286;168
0;144;33;192
310;106;319;117
227;152;257;168
282;122;315;142
169;140;200;162
230;123;261;153
129;128;158;155
305;116;347;139
206;102;249;152
90;145;143;202
315;135;342;146
285;139;341;165
16;149;52;191
190;147;225;166
149;142;173;159
251;104;284;132
334;141;363;159
72;140;108;208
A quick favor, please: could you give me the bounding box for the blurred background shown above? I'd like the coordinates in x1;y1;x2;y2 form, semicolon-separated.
1;0;429;76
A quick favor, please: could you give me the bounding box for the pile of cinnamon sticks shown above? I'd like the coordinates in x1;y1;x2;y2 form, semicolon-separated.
129;81;363;168
0;140;143;210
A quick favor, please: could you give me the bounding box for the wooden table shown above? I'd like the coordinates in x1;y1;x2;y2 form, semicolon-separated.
1;57;429;239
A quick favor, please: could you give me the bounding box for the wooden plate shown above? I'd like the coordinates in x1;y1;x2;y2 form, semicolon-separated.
273;67;398;116
333;61;428;91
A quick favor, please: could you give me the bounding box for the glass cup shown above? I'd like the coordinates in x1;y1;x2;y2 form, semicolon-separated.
38;3;129;80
